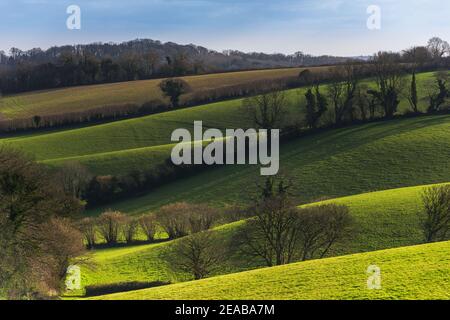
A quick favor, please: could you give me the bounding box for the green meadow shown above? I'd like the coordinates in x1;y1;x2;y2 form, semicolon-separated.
86;114;450;215
1;71;436;177
1;68;448;301
92;240;450;300
0;67;309;119
78;184;437;292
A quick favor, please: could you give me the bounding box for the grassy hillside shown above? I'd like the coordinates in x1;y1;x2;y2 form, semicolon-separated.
1;72;436;168
92;240;450;300
86;114;450;215
78;184;436;291
0;72;446;216
0;67;309;119
1;88;302;163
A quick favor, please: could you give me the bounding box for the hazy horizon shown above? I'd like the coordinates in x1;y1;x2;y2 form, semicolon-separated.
1;0;449;56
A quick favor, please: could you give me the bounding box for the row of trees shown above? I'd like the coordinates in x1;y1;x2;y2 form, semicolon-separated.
2;143;448;295
2;38;447;133
322;58;448;126
244;54;449;134
421;185;450;243
0;75;298;133
163;177;354;280
241;38;450;133
0;44;206;94
77;203;222;249
0;39;349;95
50;67;448;211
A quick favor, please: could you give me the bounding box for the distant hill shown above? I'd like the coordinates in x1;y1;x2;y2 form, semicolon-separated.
0;38;350;69
0;39;349;94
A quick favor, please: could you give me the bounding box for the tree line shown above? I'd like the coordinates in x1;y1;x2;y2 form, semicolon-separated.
0;75;305;133
0;38;348;95
78;202;223;249
244;40;450;134
1;37;448;133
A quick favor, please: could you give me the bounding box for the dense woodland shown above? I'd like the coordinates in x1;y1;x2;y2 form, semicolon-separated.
0;39;349;94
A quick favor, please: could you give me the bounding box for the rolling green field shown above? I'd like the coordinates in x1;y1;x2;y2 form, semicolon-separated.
2;68;443;301
0;67;312;120
1;72;436;174
86;114;450;215
77;184;437;293
92;240;450;300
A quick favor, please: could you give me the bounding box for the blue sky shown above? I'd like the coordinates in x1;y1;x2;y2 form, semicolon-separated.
0;0;449;56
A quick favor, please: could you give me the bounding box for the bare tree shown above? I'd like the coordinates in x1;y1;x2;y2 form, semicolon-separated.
138;213;157;242
243;86;287;130
403;46;431;70
143;50;160;76
156;203;220;240
168;231;223;280
297;204;352;260
354;84;370;121
121;216;139;244
36;218;85;292
56;161;92;199
222;204;251;223
420;185;450;243
186;204;221;234
235;175;352;267
97;211;125;245
368;52;406;118
327;63;360;125
237;195;301;267
78;217;97;249
427;37;450;60
156;203;190;239
0;147;83;298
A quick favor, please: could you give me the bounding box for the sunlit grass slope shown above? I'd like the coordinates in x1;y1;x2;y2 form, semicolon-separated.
92;240;450;300
79;184;440;291
1;72;436;174
0;67;309;119
0;68;436;120
87;114;450;214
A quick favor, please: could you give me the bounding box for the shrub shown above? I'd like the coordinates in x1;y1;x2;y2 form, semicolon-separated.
121;216;139;244
186;204;221;234
0;147;83;298
138;214;157;242
296;204;353;260
78;217;97;249
97;211;125;245
155;202;221;239
420;185;450;242
222;204;250;223
236;197;352;267
139;99;167;114
156;203;190;239
159;78;191;108
36;218;85;292
166;231;224;280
